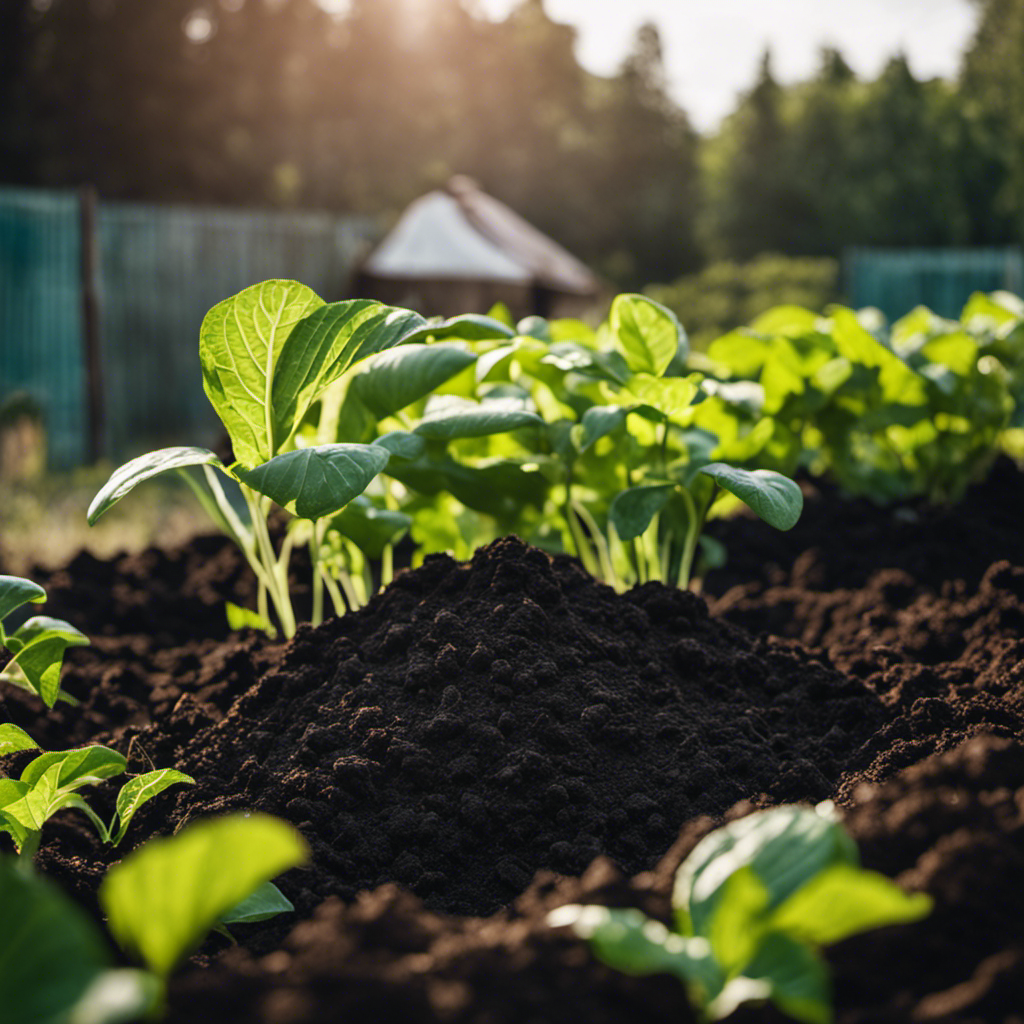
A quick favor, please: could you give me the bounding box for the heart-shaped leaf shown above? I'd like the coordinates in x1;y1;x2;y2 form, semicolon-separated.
88;447;224;525
100;813;308;978
21;745;127;790
698;464;803;531
236;443;390;521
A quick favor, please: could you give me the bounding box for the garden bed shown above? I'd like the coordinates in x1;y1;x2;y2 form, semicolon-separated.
2;460;1023;1022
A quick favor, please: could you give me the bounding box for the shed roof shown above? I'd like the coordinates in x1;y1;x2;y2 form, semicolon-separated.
363;177;599;296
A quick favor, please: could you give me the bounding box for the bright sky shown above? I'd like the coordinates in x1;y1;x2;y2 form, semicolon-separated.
475;0;979;132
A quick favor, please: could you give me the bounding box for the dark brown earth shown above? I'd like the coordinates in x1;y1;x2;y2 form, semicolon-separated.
2;460;1023;1022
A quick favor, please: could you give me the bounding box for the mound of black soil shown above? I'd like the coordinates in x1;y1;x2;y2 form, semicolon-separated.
163;733;1024;1024
118;537;883;921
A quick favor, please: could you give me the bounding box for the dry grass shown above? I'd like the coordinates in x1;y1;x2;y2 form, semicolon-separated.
0;466;212;575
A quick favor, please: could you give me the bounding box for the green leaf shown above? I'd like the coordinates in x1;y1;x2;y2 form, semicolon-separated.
769;863;932;947
578;405;629;451
21;745;127;790
0;575;45;633
330;497;412;559
63;970;163;1024
609;485;676;542
698;464;803;531
3;617;90;708
0;856;119;1024
350;343;476;419
610;294;685;378
87;448;224;525
373;430;426;461
236;443;390;521
100;812;308;978
111;770;195;847
199;280;324;467
674;805;858;939
733;931;832;1024
414;397;544;440
547;904;722;996
0;724;40;757
401;313;515;344
707;867;771;973
225;602;276;637
623;374;700;419
218;880;294;926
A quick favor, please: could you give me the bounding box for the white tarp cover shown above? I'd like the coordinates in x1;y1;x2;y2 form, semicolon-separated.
364;191;531;283
364;179;600;295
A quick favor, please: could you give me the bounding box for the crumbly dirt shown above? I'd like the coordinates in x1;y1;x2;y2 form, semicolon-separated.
2;460;1023;1022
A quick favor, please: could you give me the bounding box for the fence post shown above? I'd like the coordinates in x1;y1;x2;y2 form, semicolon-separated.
79;184;104;463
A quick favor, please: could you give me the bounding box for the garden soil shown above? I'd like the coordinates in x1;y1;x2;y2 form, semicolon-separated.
1;460;1023;1022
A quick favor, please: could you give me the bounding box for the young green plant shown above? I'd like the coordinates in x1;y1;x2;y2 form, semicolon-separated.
89;281;428;637
549;803;932;1024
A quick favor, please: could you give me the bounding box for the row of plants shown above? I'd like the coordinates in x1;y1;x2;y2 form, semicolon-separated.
89;281;1024;636
5;278;1009;1021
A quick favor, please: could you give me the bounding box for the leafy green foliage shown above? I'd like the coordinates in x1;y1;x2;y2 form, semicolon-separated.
100;813;307;978
550;804;932;1024
0;744;192;858
0;856;160;1024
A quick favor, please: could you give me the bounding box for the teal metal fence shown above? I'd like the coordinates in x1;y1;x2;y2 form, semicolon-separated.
0;187;374;468
845;247;1024;324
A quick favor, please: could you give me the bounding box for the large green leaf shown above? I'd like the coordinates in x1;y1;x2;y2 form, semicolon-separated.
2;616;89;707
200;280;324;467
609;485;676;542
578;405;630;451
622;374;700;419
269;300;427;452
236;443;390;521
100;813;308;978
111;770;195;847
674;805;858;938
769;863;932;947
0;576;45;636
731;932;831;1024
0;856;159;1024
350;343;476;419
414;397;544;440
610;293;684;378
698;464;803;532
373;430;426;461
87;448;224;525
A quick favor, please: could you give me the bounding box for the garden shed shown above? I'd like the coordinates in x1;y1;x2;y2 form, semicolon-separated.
356;176;602;320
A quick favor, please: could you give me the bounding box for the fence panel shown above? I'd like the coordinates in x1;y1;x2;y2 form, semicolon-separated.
0;188;86;469
846;247;1024;323
98;202;374;459
0;186;375;469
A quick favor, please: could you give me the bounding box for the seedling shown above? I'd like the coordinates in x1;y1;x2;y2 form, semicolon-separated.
0;742;193;862
0;574;87;707
549;803;932;1024
89;281;430;637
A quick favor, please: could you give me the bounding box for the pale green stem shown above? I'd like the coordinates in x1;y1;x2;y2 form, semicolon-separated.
309;526;324;628
677;486;701;591
573;500;622;591
244;490;296;638
381;544;395;589
566;504;600;577
644;512;664;583
322;571;347;618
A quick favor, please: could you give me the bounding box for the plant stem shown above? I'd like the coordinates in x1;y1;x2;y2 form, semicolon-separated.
677;486;701;591
309;526;324;628
573;500;622;591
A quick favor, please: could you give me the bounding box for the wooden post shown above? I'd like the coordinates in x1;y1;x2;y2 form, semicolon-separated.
79;184;104;463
